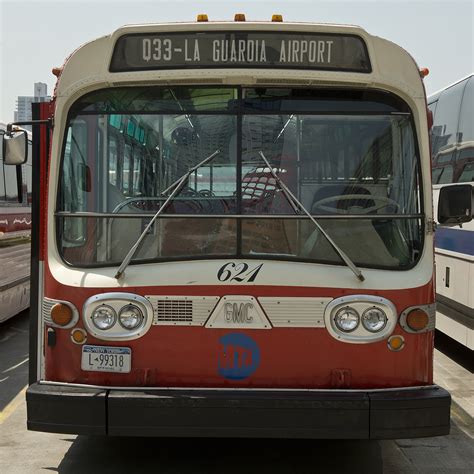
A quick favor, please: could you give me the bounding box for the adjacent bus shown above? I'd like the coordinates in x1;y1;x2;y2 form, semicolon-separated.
428;74;474;350
0;122;31;323
4;17;456;438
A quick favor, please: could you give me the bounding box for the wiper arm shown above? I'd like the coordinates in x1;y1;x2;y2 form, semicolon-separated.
258;151;365;282
115;149;221;280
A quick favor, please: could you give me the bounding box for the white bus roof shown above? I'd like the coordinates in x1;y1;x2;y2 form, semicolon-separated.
428;72;473;102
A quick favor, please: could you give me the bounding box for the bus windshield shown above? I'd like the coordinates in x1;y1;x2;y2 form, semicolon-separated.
57;87;423;270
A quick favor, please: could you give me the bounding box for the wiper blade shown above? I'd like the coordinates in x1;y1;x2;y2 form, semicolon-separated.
115;149;221;280
258;151;365;282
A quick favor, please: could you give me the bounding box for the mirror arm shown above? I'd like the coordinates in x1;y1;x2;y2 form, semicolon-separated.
5;119;52;135
16;165;23;204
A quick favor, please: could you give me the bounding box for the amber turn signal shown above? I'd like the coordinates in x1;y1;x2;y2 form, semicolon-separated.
387;335;405;351
406;309;429;331
51;303;73;327
71;328;87;345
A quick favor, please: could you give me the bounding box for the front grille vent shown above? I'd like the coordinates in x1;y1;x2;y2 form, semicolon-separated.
146;296;219;326
157;300;193;322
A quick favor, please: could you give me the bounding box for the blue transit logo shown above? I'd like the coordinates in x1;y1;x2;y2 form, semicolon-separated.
218;333;260;380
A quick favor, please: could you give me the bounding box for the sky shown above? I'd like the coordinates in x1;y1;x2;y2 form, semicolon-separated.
0;0;472;121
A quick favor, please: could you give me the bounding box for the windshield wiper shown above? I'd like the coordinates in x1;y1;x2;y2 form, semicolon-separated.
258;151;365;282
115;149;221;280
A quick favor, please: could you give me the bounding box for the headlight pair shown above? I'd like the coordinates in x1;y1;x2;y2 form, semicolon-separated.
91;304;143;331
334;306;387;333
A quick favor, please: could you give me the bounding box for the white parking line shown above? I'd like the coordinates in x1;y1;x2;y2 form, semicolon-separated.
3;357;29;373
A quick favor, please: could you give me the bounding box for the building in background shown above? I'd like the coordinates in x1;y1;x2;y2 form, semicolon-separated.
14;82;51;129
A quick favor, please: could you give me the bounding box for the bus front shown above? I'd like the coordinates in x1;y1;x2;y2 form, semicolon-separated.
27;20;451;438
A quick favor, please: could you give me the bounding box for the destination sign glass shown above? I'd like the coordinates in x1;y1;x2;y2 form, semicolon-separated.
110;32;371;73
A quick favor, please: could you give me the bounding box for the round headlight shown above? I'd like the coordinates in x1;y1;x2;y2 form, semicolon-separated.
91;305;116;330
334;307;359;332
362;307;387;332
119;304;144;330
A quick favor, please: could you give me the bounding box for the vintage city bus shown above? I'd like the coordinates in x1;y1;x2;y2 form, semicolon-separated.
3;16;460;438
0;122;32;323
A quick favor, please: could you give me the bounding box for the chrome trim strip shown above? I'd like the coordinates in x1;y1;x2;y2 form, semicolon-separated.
83;292;154;341
55;211;424;220
37;380;440;393
324;294;398;344
42;296;79;329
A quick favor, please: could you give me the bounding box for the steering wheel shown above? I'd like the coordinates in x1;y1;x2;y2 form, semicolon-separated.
312;194;400;215
198;189;215;197
179;186;199;197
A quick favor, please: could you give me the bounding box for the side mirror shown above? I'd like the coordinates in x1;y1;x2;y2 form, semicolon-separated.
3;130;28;165
438;184;473;226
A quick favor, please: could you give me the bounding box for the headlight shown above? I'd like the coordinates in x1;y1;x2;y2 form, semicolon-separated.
334;307;359;332
91;305;116;330
362;307;387;332
119;304;144;330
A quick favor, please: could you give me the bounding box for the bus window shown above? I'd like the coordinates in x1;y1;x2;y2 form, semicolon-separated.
431;80;466;164
455;76;474;181
122;144;132;195
132;149;142;195
433;165;454;184
60;124;87;243
457;76;474;145
428;101;438;123
459;162;474;182
108;135;119;186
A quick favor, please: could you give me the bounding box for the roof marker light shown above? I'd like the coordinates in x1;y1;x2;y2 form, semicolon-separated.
197;14;208;22
419;67;430;78
52;67;62;77
234;13;246;21
272;14;283;22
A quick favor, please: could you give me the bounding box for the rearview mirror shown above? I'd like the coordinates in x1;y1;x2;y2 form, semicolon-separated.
2;130;28;165
3;130;28;165
437;184;473;226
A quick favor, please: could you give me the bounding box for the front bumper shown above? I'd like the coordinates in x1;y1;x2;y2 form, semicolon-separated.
26;383;451;439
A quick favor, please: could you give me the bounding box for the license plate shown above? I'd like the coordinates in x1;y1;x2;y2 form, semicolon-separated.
81;345;131;373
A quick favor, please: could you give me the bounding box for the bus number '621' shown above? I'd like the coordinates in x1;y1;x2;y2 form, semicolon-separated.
217;262;263;283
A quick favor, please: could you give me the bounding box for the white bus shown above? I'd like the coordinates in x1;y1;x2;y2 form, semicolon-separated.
0;122;32;323
428;74;473;350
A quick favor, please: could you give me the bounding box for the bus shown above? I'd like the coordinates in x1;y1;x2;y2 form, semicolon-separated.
428;74;473;350
0;122;31;323
3;16;458;439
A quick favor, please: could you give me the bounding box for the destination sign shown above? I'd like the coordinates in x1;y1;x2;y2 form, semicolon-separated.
110;32;371;73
